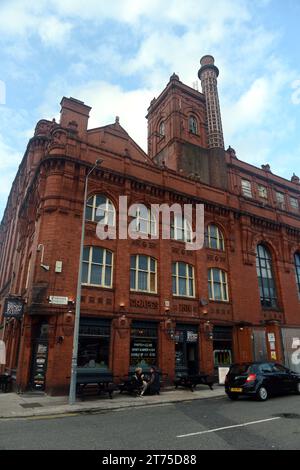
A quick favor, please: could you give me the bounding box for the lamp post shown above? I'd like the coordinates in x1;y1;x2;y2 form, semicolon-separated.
69;159;103;405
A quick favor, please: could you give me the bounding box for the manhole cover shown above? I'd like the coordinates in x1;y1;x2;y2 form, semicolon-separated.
276;413;300;419
20;403;43;409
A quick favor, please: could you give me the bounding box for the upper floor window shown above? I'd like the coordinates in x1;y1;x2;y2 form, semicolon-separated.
205;224;225;251
295;253;300;298
188;116;198;134
82;247;113;288
290;197;299;211
130;255;157;293
86;194;116;225
241;179;252;198
275;191;285;209
172;262;195;297
159;121;165;137
258;184;268;199
131;205;157;237
171;214;192;242
208;268;229;302
256;244;277;308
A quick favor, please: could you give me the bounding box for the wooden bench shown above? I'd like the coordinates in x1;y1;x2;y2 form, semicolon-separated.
174;373;215;391
76;370;117;401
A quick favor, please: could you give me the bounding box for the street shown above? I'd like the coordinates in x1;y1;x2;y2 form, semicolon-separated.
0;394;299;450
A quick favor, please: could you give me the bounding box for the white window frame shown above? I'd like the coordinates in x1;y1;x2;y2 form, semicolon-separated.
241;179;252;198
205;224;225;251
82;246;113;288
132;206;157;236
130;255;157;293
258;184;268;199
188;115;198;134
275;191;285;209
208;268;229;302
86;194;116;224
172;262;195;298
171;214;192;242
290;196;299;211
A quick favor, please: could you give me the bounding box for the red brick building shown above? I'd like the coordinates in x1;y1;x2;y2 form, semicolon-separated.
1;55;300;395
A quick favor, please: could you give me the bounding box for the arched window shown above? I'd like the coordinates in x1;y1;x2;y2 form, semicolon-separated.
208;268;229;301
86;194;116;225
82;247;113;287
172;262;195;297
159;121;165;137
256;244;277;308
130;255;157;293
171;214;192;242
131;205;157;236
205;224;225;251
295;252;300;298
188;116;198;134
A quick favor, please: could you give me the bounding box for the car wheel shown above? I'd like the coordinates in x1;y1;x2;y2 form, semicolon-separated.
257;386;268;401
227;393;239;401
296;382;300;394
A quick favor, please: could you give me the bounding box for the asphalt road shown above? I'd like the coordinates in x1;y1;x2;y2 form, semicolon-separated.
0;394;300;450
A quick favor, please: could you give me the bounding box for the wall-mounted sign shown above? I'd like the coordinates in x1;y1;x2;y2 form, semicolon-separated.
218;366;230;385
186;331;198;343
271;351;277;360
268;333;275;342
49;296;68;305
3;298;24;319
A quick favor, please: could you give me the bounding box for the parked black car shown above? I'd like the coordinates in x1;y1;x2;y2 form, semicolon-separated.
225;362;300;401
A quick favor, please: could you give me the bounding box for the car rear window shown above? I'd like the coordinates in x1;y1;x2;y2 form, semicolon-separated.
229;364;256;375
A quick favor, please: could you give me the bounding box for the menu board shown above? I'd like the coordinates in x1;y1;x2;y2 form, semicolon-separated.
130;339;157;367
32;342;48;390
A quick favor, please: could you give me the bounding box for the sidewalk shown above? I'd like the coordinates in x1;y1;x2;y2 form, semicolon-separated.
0;386;226;419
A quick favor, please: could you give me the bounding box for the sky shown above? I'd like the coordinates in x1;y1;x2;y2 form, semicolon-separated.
0;0;300;220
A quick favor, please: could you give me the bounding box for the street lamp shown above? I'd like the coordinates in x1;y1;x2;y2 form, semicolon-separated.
69;159;103;405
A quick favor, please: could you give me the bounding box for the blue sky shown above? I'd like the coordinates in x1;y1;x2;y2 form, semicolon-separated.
1;0;300;220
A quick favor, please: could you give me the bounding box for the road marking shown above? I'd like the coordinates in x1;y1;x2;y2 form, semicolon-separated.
177;417;281;438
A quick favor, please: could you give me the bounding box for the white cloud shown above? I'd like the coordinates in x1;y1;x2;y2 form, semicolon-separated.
291;79;300;105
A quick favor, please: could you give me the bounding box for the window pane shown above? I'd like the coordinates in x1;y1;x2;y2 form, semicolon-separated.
178;262;186;277
150;258;156;272
86;205;93;221
138;271;148;290
172;276;177;294
130;270;136;290
92;247;103;264
138;255;148;271
106;251;112;266
214;283;222;300
172;263;176;275
104;267;112;287
130;256;136;269
150;273;156;292
83;247;90;262
189;279;194;296
179;278;187;296
82;262;89;283
91;265;101;285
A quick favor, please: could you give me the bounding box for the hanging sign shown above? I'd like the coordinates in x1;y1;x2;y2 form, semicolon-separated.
3;297;24;319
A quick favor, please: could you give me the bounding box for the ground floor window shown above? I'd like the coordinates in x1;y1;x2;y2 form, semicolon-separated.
213;326;233;367
130;321;158;370
175;324;199;375
78;318;111;370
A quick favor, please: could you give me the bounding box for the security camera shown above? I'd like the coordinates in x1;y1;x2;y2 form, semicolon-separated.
40;264;50;271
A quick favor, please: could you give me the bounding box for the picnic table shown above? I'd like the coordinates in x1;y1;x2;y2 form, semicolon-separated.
76;369;117;400
174;373;214;391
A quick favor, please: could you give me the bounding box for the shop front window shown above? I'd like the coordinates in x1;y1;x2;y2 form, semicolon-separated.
175;325;198;375
213;326;233;367
78;318;111;370
130;321;158;371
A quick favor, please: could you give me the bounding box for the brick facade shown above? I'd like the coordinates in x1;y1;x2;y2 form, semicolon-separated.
0;57;300;395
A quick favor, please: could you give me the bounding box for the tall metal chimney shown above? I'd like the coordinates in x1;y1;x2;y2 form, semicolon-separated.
198;55;224;149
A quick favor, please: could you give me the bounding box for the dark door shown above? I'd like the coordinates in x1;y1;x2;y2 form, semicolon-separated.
175;326;199;375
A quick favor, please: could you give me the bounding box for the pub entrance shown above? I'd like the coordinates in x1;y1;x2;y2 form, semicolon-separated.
29;321;49;391
175;324;199;375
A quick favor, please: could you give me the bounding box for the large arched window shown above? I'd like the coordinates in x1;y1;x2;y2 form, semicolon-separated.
130;255;157;293
205;224;225;251
256;244;277;308
208;268;229;301
159;121;165;137
295;252;300;298
188;115;198;134
86;194;116;225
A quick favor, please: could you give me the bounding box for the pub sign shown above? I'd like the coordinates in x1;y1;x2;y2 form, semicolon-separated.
3;297;24;319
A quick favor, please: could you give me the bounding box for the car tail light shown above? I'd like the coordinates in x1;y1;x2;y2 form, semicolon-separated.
246;373;257;382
